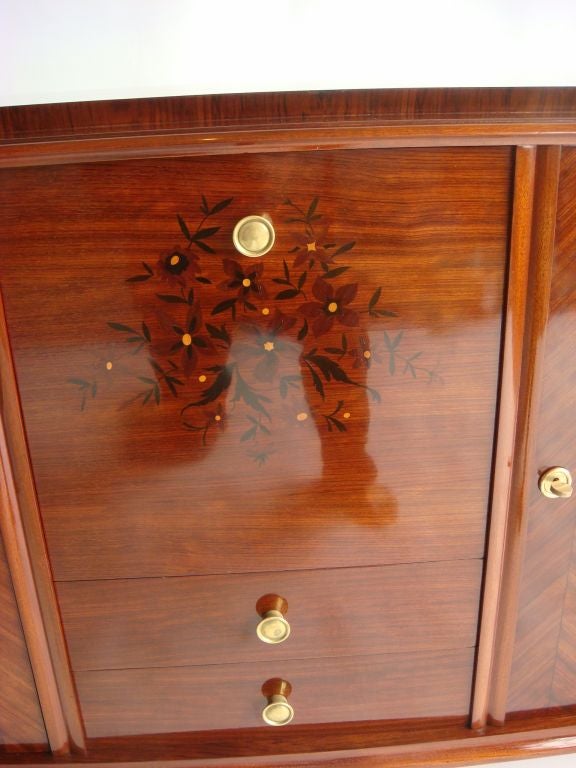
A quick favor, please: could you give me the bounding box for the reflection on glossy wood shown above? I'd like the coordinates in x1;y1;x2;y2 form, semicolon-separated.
58;560;482;671
508;147;576;713
0;536;47;752
0;148;510;581
76;649;475;738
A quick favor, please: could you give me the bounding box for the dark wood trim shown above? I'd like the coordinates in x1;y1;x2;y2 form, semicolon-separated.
471;146;537;729
0;292;86;755
485;147;563;725
1;88;576;168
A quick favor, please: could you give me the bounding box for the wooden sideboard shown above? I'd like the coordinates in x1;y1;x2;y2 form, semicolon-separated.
1;89;576;767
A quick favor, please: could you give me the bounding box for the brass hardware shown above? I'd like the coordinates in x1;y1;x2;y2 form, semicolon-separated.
261;679;294;726
539;467;573;499
256;594;290;644
257;610;291;644
232;215;275;257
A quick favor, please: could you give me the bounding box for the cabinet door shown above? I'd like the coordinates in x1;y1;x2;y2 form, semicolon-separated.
0;148;510;580
507;147;576;713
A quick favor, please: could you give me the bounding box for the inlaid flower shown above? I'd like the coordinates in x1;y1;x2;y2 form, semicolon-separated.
168;307;215;377
157;246;200;286
299;278;359;336
237;309;297;382
220;259;267;299
291;230;334;269
350;335;381;369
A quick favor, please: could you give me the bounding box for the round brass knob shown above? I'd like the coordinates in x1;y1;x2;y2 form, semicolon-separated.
256;594;290;644
261;679;294;726
256;610;291;644
232;215;275;257
539;467;573;499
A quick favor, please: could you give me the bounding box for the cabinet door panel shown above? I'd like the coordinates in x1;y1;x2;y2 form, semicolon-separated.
0;148;511;580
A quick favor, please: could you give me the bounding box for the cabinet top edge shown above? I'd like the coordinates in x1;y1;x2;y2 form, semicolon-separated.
3;87;576;144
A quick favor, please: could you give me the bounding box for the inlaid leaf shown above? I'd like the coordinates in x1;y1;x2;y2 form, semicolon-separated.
283;260;290;281
193;239;216;253
156;294;188;304
206;323;231;344
187;366;233;406
211;298;237;316
193;226;220;240
323;266;350;279
297;319;309;340
276;289;299;300
108;322;138;334
126;274;152;283
369;287;382;309
307;197;319;219
241;426;257;442
177;214;191;241
196;276;212;284
298;271;307;290
209;197;233;215
333;241;356;257
143;262;153;274
141;322;151;342
201;195;209;215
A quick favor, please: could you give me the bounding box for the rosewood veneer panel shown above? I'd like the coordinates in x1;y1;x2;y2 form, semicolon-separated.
58;559;482;671
0;537;48;752
507;147;576;712
0;147;510;581
76;648;475;737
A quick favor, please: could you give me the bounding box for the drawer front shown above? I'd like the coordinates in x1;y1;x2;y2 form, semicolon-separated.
76;648;475;737
58;560;482;670
0;148;511;579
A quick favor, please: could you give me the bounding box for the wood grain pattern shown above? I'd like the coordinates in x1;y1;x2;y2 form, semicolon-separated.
1;89;576;168
0;294;87;754
0;148;510;581
0;535;47;752
75;648;475;737
507;146;576;713
58;560;482;671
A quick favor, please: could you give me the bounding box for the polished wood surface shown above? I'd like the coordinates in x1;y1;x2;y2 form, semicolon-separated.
507;146;576;713
0;148;510;581
3;88;576;767
58;560;481;671
0;536;47;752
75;648;475;737
1;89;576;168
0;295;86;754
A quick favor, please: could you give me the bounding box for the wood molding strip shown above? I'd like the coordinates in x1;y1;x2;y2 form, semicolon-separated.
482;146;563;725
0;291;86;755
471;145;537;730
3;124;576;169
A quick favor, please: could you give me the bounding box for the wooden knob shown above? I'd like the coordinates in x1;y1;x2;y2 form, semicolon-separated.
261;679;294;726
256;595;290;644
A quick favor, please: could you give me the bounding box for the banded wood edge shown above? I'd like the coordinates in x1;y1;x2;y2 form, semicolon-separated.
0;291;86;754
471;145;537;729
1;88;576;167
473;147;563;726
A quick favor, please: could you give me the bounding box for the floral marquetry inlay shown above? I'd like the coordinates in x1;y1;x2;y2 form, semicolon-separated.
69;197;440;464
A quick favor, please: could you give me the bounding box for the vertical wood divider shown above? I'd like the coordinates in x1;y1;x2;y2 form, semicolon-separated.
471;146;562;729
0;290;86;754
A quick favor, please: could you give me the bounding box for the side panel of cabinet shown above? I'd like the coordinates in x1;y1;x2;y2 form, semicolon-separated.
507;147;576;712
0;535;48;752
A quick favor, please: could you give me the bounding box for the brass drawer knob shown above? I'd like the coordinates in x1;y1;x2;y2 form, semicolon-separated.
539;467;573;499
232;215;275;257
256;594;290;644
262;679;294;726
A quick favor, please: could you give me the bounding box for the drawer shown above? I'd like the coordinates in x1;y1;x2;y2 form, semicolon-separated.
76;648;475;737
0;148;511;581
58;560;482;670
